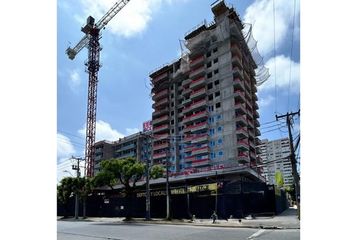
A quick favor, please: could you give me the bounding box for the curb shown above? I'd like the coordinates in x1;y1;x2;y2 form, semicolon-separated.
57;218;300;230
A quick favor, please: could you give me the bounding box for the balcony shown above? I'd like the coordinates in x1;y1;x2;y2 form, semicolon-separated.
153;124;169;134
255;128;261;136
191;133;209;144
152;107;169;118
153;97;169;109
152;114;169;125
117;143;136;152
237;139;249;151
152;89;168;101
252;83;257;93
152;72;168;84
254;111;260;118
250;151;256;160
184;155;195;163
190;76;206;89
182;98;192;106
234;90;246;103
186;121;208;133
249;140;255;150
153;152;167;160
183;135;194;143
248;119;254;128
183;99;207;114
153;142;169;151
189;65;206;80
191;158;209;167
244;79;251;92
255;138;262;146
182;79;191;87
236;127;248;139
243;71;250;82
246;109;253;119
231;43;242;59
235;114;247;126
192;146;209;156
237;152;249;164
235;103;247;115
184;145;194;153
183;110;208;124
254;102;259;110
255;119;260;127
232;54;243;69
153;133;169;141
189;55;205;68
256;146;262;154
233;67;244;80
182;87;192;96
248;129;255;139
190;87;206;100
234;78;244;90
253;93;258;101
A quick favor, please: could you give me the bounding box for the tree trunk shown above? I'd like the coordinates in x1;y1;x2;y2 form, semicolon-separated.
82;197;87;219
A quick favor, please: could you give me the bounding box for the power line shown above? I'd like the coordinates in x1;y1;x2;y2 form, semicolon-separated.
58;129;84;140
287;0;297;111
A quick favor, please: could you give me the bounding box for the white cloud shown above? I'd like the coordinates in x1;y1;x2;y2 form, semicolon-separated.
77;0;185;38
78;120;125;141
244;0;300;56
69;69;82;91
126;127;140;135
57;133;76;162
259;55;300;93
259;95;275;108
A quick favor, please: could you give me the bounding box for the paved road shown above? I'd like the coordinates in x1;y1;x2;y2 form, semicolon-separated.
57;221;300;240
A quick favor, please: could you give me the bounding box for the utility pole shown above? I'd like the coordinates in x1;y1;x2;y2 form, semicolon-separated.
71;156;84;219
276;110;300;219
215;171;218;214
142;132;152;220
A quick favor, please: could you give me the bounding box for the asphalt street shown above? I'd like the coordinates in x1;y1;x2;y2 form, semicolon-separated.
57;221;300;240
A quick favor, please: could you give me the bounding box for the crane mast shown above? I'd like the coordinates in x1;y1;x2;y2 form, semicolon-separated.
66;0;130;177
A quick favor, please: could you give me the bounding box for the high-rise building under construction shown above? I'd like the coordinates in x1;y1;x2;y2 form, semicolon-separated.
150;1;263;179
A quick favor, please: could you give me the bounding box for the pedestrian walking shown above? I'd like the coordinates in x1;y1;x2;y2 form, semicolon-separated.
211;211;218;223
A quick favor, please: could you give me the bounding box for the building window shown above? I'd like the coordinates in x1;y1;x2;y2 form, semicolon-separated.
208;94;214;101
207;83;213;90
213;47;218;53
218;151;223;157
216;114;222;121
207;62;212;68
207;72;213;78
215;91;220;97
214;80;220;86
208;105;214;112
210;141;215;147
214;69;219;74
216;102;221;109
217;138;223;145
209;128;215;136
213;58;218;64
208;116;214;123
217;126;223;132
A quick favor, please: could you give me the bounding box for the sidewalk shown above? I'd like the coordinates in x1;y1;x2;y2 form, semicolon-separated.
58;207;300;229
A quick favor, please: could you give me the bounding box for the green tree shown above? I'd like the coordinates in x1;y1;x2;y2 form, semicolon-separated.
93;157;163;220
275;171;284;188
57;177;75;218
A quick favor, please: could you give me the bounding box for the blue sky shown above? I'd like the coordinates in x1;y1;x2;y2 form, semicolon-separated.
57;0;300;179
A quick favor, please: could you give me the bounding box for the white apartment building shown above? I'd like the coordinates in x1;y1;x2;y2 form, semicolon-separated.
259;138;293;187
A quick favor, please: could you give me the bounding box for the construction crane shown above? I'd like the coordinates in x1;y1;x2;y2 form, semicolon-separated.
66;0;130;177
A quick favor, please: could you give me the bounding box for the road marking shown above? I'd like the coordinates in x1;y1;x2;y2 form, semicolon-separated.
247;229;266;239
